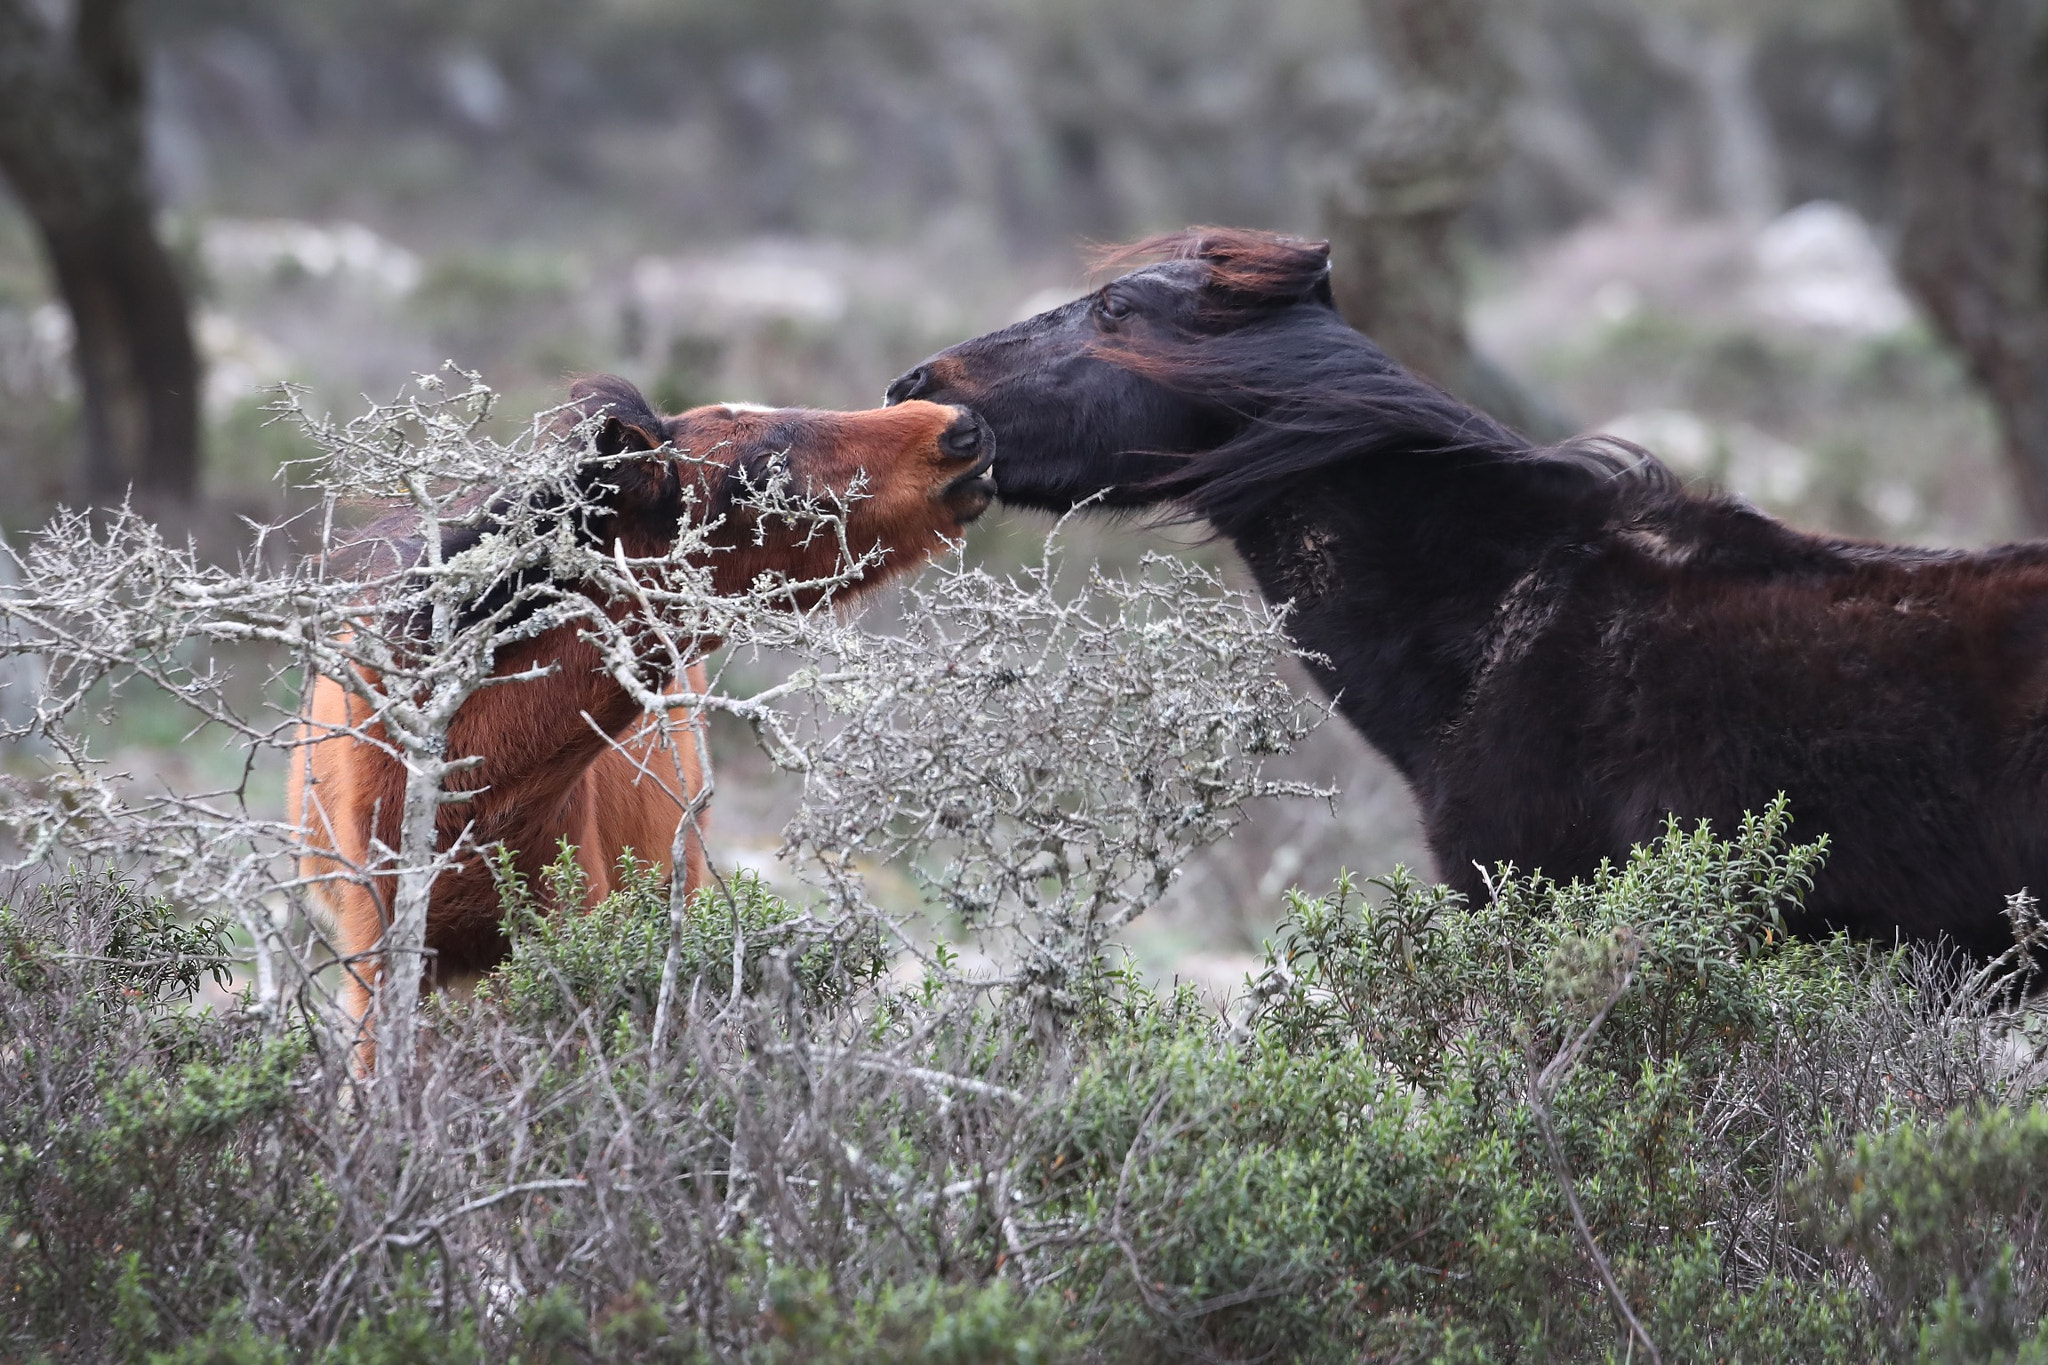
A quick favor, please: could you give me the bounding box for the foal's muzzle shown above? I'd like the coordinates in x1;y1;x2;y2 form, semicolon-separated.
939;410;997;522
940;409;986;460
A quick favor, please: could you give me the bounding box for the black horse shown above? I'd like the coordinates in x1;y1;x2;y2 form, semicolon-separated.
889;226;2048;955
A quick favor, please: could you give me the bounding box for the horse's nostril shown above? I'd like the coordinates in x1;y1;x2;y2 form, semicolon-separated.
885;366;931;405
941;415;982;459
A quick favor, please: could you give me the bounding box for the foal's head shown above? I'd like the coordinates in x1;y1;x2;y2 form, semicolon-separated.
884;228;1360;515
566;375;996;601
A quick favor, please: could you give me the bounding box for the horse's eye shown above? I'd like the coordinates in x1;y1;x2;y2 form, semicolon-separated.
1096;292;1133;323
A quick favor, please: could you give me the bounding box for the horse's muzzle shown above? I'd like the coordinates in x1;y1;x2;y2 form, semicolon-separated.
887;365;934;405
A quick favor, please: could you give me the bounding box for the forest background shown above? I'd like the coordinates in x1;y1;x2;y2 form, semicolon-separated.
0;0;2027;983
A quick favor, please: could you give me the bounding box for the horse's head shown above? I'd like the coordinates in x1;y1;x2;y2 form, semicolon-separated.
884;228;1350;513
566;375;994;600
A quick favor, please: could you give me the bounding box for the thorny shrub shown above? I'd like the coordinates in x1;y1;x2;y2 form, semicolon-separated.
2;381;2047;1360
0;369;1319;1066
776;530;1327;1016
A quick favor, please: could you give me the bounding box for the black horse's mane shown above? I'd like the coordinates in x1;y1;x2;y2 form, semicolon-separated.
1095;228;1676;531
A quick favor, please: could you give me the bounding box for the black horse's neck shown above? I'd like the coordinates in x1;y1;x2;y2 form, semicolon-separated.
1226;457;1606;783
1162;323;1648;785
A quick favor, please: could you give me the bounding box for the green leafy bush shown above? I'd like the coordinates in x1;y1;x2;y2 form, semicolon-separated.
3;809;2045;1362
1025;803;1901;1361
479;847;887;1032
1813;1102;2048;1361
0;872;311;1358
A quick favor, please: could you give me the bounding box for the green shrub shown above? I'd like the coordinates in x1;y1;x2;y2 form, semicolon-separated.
1012;803;2010;1361
1812;1102;2048;1361
0;873;313;1359
27;868;235;1005
478;846;889;1031
4;811;2045;1362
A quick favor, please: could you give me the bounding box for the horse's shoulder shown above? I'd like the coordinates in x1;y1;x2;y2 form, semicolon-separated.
1594;487;1817;575
1585;496;2048;676
1594;490;2048;586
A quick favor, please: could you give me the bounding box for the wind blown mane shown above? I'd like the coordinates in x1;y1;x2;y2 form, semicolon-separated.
1093;227;1676;532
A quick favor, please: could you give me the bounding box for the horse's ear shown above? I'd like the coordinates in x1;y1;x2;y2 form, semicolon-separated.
1306;240;1335;307
564;374;667;454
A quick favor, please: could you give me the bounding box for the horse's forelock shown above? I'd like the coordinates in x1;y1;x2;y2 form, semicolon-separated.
1090;227;1332;310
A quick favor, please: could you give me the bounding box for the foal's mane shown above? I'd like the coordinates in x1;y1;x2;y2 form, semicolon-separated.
1093;227;1674;530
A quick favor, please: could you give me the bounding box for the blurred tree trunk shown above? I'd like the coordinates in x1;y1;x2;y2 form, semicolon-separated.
1636;12;1783;226
0;0;199;506
1894;0;2048;532
1325;0;1569;441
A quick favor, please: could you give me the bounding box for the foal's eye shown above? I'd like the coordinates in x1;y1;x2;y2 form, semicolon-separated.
1095;292;1133;323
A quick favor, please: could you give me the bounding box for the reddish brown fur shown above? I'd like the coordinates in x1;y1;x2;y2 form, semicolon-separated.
290;384;994;1040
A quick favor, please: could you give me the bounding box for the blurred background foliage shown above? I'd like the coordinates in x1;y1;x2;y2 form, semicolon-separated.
1;0;1970;522
0;0;2019;970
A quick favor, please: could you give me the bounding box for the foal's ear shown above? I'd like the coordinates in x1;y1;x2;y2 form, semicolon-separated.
564;375;667;455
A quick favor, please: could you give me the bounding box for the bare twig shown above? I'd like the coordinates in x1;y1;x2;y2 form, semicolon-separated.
1528;942;1661;1365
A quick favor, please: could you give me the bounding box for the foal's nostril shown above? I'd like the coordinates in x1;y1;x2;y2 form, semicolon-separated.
941;413;983;459
885;366;932;405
